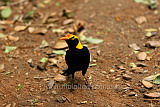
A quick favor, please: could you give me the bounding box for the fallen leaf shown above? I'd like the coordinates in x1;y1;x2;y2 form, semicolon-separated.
63;19;74;25
39;40;49;48
1;7;12;19
14;26;27;32
8;35;19;41
129;62;137;68
53;50;66;55
55;2;61;6
53;40;68;49
143;73;160;81
40;57;48;63
85;37;104;44
89;63;97;67
142;80;153;88
0;33;7;38
153;75;160;84
28;27;47;34
145;28;158;32
4;46;17;53
144;92;160;98
54;74;67;82
17;84;22;90
52;29;65;34
32;99;39;105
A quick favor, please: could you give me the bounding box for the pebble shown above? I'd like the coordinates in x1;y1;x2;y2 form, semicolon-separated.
142;80;153;88
139;88;146;93
47;79;55;90
122;74;132;80
51;90;57;95
137;52;147;61
129;43;140;51
135;16;147;24
128;92;136;96
56;96;66;103
146;41;160;48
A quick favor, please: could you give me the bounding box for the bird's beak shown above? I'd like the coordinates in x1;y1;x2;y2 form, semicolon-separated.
59;37;69;40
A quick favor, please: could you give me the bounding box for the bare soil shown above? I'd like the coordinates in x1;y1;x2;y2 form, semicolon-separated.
0;0;160;107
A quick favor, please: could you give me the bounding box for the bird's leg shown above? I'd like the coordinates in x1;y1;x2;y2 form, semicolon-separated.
84;76;92;89
70;73;75;92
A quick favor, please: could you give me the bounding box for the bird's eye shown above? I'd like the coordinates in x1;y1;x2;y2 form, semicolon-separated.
70;36;75;40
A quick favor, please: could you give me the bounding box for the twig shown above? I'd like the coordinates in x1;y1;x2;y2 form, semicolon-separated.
34;76;54;79
63;95;71;103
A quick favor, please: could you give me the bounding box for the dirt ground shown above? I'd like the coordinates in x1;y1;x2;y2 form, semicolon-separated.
0;0;160;107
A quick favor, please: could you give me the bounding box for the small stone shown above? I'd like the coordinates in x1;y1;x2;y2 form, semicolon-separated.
0;64;4;70
146;41;160;48
37;64;47;71
139;88;146;93
109;69;115;73
122;74;132;80
142;80;153;88
56;96;66;103
51;90;57;95
128;92;136;96
96;50;101;56
101;71;107;74
137;52;147;61
135;16;147;24
80;101;87;104
47;79;55;89
129;43;140;51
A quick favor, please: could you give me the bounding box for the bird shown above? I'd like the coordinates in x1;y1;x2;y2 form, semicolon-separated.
60;34;91;89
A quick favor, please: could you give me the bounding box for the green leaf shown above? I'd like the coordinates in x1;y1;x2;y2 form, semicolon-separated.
153;75;160;84
1;7;12;19
129;62;137;68
146;50;152;54
53;50;66;55
32;99;39;104
25;10;34;18
55;2;61;6
0;33;7;38
79;34;87;41
133;50;139;54
40;57;48;63
40;40;49;48
145;32;153;37
89;63;97;67
4;46;17;53
85;37;104;44
17;84;22;90
4;72;12;75
52;29;64;33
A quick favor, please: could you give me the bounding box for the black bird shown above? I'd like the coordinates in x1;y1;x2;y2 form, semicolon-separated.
60;34;91;89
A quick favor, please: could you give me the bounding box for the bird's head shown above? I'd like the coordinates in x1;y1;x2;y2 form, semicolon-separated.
60;34;83;49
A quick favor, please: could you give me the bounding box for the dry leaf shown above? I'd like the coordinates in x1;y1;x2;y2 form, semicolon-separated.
53;40;68;49
14;26;27;31
144;92;160;98
54;74;67;82
28;27;47;34
8;35;19;41
142;80;153;88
